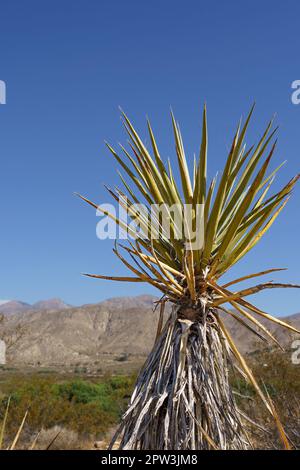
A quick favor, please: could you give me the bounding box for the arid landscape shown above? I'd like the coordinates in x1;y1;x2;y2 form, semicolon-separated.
0;295;300;449
1;294;300;369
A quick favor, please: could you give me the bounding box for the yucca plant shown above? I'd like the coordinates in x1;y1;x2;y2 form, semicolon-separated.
78;105;300;450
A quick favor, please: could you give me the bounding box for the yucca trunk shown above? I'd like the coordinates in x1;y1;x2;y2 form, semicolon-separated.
109;305;250;450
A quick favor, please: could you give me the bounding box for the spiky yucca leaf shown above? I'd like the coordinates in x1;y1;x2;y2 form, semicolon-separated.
78;106;300;449
78;106;299;326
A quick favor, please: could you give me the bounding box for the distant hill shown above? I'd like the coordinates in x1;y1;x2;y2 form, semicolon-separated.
2;295;160;366
32;298;71;311
0;300;32;315
0;298;71;315
1;295;299;367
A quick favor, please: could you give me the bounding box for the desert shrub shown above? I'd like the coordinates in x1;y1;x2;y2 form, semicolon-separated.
0;373;136;447
55;376;134;415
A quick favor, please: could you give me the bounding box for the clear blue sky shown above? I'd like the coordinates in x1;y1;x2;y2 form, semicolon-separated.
0;0;299;315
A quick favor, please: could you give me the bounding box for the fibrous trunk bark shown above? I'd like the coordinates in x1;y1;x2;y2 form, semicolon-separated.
109;305;250;450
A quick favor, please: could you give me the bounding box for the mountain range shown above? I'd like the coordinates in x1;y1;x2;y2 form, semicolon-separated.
0;298;71;315
0;295;299;368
